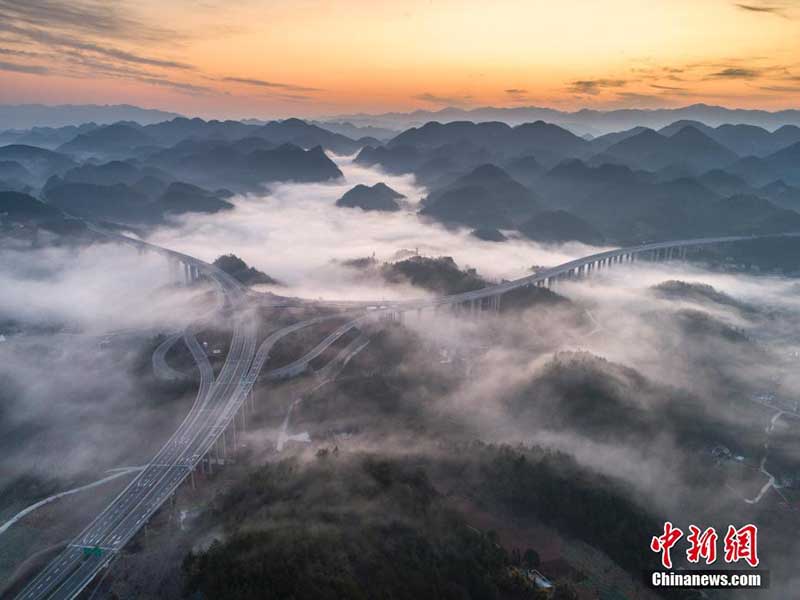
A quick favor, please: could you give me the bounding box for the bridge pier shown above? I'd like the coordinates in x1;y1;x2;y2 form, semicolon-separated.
168;259;178;283
232;417;238;452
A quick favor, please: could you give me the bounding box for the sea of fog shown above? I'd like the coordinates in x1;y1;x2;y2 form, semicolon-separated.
147;153;606;301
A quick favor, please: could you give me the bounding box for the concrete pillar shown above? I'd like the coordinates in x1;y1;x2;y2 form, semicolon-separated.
183;262;190;284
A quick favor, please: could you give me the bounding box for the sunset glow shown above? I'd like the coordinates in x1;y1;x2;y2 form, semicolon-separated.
0;0;798;117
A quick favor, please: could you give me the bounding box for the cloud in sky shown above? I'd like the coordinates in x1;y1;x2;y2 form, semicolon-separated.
0;0;176;42
708;67;763;79
133;76;212;95
0;46;44;59
221;76;322;93
413;92;473;106
650;83;689;92
0;22;193;70
759;84;800;92
734;2;792;17
0;59;49;75
568;79;628;95
0;0;203;96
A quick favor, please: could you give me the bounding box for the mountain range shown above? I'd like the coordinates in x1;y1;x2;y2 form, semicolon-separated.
4;111;800;244
0;104;180;131
334;103;800;137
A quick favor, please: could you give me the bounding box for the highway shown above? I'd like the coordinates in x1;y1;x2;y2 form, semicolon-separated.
14;236;256;600
150;333;185;382
14;281;362;600
14;230;799;599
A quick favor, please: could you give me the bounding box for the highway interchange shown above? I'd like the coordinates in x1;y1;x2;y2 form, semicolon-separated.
13;230;800;599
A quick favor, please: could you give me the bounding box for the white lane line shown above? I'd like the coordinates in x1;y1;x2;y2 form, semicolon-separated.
0;467;145;537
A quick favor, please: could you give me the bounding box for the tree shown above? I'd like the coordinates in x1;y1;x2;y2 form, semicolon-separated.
553;582;578;600
523;548;541;569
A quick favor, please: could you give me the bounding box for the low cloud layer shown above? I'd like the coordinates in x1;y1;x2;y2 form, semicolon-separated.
149;155;603;301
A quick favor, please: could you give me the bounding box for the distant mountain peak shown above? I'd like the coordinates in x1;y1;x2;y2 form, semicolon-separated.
468;163;510;179
336;182;404;211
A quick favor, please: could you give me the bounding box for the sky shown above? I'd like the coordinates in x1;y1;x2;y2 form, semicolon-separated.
0;0;798;119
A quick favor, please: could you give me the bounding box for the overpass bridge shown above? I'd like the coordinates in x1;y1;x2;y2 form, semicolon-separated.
382;233;800;315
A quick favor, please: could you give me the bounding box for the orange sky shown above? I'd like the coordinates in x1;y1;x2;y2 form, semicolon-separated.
0;0;798;118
